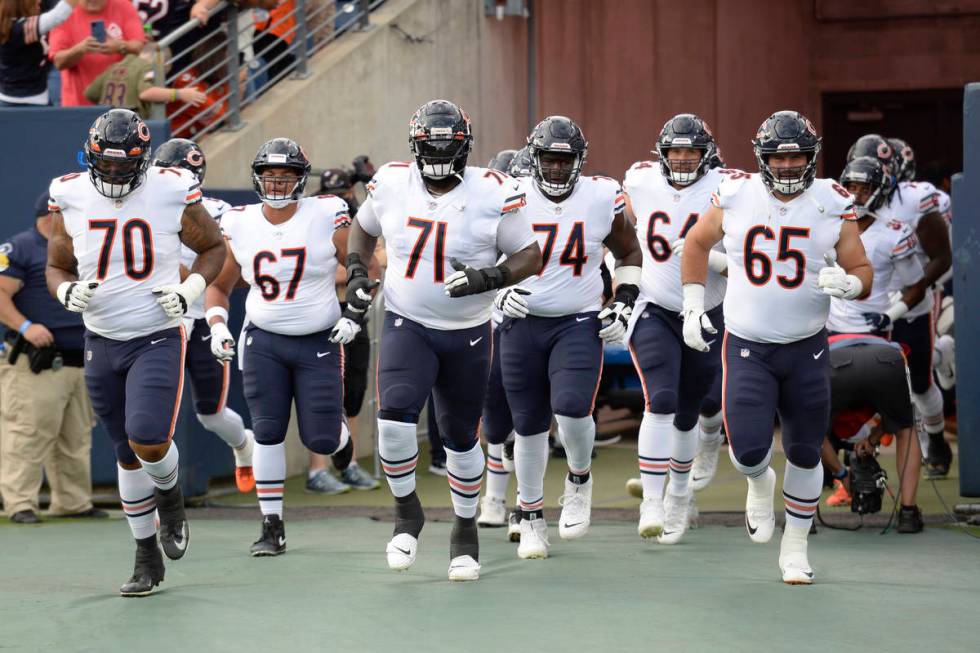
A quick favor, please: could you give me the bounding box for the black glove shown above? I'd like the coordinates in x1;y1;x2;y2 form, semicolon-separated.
862;312;891;331
345;253;379;317
443;257;511;298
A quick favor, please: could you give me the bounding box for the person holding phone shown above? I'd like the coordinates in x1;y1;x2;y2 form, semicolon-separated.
48;0;144;107
0;1;80;106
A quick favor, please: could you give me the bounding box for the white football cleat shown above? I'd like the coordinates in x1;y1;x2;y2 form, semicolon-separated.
558;477;593;540
385;533;418;571
690;435;723;492
477;496;507;527
745;467;776;544
779;524;814;585
637;496;664;538
517;516;549;559
657;490;692;545
688;493;700;529
507;510;521;542
625;477;643;499
448;555;481;581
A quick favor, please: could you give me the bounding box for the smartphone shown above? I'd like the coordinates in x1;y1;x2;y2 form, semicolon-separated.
91;20;106;44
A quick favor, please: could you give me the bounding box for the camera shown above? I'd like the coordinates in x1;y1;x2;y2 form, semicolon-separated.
850;453;887;514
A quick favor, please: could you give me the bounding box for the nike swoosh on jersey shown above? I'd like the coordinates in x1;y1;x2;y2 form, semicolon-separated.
813;350;825;360
151;338;167;345
201;334;212;341
469;337;483;346
316;351;330;358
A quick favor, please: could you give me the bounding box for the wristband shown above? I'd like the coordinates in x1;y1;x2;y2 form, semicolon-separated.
834;467;848;480
205;306;229;324
885;300;910;323
18;319;32;335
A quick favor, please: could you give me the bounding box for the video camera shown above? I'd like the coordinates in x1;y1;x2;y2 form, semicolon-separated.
850;454;887;514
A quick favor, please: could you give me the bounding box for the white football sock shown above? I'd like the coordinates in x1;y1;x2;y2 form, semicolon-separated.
378;419;419;498
446;442;485;519
699;411;723;443
668;424;698;496
136;443;179;491
196;407;247;451
485;443;510;501
515;431;549;513
254;441;286;517
118;465;157;540
638;412;672;499
782;459;822;530
555;414;595;475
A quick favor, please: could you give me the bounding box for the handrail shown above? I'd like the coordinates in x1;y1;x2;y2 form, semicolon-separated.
149;0;378;131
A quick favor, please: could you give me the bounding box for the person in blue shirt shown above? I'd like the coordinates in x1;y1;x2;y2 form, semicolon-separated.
0;191;107;523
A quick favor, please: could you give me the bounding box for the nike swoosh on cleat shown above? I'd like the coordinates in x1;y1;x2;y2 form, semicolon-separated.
393;546;411;556
316;351;330;358
562;522;583;529
746;516;758;535
803;571;814;578
692;475;706;481
151;338;167;345
469;337;483;346
662;531;676;536
278;536;286;546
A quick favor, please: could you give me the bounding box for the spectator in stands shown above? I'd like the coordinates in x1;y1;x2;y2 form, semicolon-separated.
253;0;295;81
49;0;145;107
0;0;79;106
0;192;106;524
84;42;206;117
190;0;282;25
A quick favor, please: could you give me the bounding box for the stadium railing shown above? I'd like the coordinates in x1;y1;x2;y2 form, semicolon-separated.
149;0;383;138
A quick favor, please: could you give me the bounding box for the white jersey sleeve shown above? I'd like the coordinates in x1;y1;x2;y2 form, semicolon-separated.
495;177;534;255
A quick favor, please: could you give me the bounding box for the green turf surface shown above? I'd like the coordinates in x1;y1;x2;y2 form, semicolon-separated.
211;443;974;517
1;516;979;652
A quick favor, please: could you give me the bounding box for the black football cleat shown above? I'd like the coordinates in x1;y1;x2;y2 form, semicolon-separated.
925;439;953;479
120;536;165;597
250;515;286;557
155;485;189;560
897;505;924;534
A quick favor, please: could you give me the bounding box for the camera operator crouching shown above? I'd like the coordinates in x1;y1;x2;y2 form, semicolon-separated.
820;333;923;533
0;192;105;523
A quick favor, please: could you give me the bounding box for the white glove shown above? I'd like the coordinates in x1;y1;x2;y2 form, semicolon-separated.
818;253;862;299
209;321;236;362
329;317;361;345
493;287;531;319
672;238;728;274
681;283;717;352
597;302;632;344
56;281;99;313
153;273;206;318
934;334;955;390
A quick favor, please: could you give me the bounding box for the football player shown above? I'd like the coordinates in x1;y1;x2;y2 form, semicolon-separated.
847;135;951;476
622;114;728;544
204;138;357;557
498;116;641;558
151;139;256;494
342;100;541;581
681;111;872;584
46;109;227;596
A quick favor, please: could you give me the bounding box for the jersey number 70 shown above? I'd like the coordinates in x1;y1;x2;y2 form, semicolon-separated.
89;218;154;280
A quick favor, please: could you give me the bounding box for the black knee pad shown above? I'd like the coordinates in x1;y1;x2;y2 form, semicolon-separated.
673;409;699;432
114;440;138;467
700;396;721;418
331;437;354;470
649;389;678;415
735;446;771;469
251;421;287;446
381;382;420;414
785;443;821;469
552;390;592;420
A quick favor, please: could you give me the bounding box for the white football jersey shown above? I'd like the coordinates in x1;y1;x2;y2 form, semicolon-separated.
716;173;855;344
49;166;201;340
624;163;727;312
880;181;942;318
516;175;621;316
180;196;231;320
358;163;536;330
827;217;920;333
220;195;349;336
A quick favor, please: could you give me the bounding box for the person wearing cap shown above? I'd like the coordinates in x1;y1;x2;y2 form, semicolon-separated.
0;191;106;523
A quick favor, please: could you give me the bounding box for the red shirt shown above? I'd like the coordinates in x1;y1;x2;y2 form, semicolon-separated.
48;0;145;107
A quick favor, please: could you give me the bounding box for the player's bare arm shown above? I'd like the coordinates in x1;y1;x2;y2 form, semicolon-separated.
680;204;725;286
333;225;350;264
180;201;227;284
834;219;873;299
915;211;952;288
497;241;543;286
603;211;642;269
45;210;79;293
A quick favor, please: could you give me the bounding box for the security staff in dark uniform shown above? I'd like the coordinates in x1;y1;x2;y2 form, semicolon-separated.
0;192;107;523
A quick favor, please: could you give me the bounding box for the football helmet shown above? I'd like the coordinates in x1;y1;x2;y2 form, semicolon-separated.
752;110;821;196
847;134;896;194
84;108;152;199
488;149;518;173
152;138;206;184
319;168;352;193
707;145;726;170
251;138;311;208
408;100;473;180
509;145;533;177
528;115;588;196
656;113;717;185
888;137;916;183
839;156;887;219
